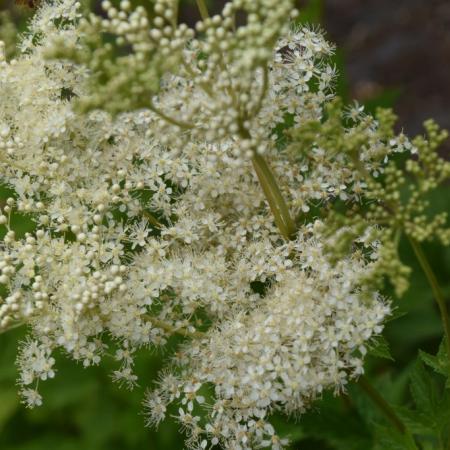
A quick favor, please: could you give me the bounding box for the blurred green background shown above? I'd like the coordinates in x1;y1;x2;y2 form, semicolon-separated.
0;0;449;449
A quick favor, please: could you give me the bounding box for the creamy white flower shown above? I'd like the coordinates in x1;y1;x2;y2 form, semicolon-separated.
0;1;403;448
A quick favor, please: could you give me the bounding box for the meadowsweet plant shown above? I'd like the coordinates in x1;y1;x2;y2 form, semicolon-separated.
0;0;449;449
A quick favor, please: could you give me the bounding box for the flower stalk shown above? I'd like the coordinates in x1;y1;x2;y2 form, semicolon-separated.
192;0;296;242
251;153;297;240
358;375;406;435
142;210;162;229
148;102;194;129
409;237;450;370
145;316;205;339
195;0;210;20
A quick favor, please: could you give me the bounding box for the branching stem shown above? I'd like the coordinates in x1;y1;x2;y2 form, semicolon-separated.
408;237;450;370
145;315;205;339
251;153;297;240
0;321;25;335
148;102;194;129
236;122;296;241
142;210;162;229
251;65;269;118
358;375;406;434
195;0;210;20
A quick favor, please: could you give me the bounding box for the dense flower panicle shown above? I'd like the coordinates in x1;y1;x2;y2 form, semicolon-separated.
0;1;449;449
147;238;389;449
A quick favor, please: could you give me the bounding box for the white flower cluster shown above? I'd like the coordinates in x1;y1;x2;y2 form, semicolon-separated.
147;238;389;449
0;0;409;448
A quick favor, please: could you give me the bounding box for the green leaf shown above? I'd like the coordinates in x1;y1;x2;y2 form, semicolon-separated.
368;335;394;361
419;339;449;381
386;308;408;323
409;360;436;416
396;405;436;436
293;393;372;450
373;424;419;450
396;359;450;446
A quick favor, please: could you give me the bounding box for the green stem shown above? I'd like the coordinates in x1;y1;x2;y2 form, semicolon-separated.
150;0;293;243
195;0;210;20
142;210;162;228
172;0;179;27
148;102;194;129
145;316;205;339
0;321;25;334
251;65;269;118
358;375;406;434
408;237;450;370
251;153;297;240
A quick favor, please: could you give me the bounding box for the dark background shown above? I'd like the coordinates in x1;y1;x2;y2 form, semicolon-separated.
0;1;449;449
322;0;450;152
